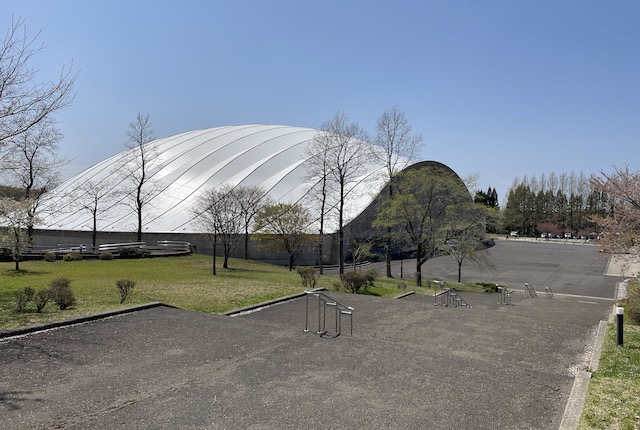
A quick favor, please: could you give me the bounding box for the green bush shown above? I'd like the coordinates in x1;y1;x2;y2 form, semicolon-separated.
476;282;501;293
0;247;12;262
296;267;318;290
621;278;640;325
43;252;57;262
115;279;136;304
50;277;76;310
63;252;82;261
118;247;150;259
34;288;52;313
364;268;378;290
14;287;35;312
99;251;114;260
340;272;368;294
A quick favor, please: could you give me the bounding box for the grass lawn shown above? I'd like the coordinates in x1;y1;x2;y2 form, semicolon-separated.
579;316;640;430
1;254;480;332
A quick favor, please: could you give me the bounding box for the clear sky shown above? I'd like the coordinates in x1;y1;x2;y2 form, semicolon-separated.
3;1;639;204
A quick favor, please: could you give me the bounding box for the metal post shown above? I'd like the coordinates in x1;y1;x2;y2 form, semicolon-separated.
304;292;310;332
617;307;624;346
317;294;322;335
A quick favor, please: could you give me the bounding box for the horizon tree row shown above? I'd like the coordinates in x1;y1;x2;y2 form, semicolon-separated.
501;171;609;236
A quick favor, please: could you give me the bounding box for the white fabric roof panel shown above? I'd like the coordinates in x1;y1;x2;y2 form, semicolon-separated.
39;125;407;233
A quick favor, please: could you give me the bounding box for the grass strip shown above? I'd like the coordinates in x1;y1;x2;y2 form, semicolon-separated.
579;317;640;429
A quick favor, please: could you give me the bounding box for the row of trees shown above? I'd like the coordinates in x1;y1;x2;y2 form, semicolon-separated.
501;171;608;237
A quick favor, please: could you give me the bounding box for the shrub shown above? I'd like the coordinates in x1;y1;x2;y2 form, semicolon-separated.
397;281;407;291
621;278;640;325
296;267;318;290
340;272;368;294
332;280;344;292
14;287;35;312
118;247;150;259
43;252;57;262
35;288;52;313
0;247;12;262
116;279;136;304
63;252;82;261
476;282;501;293
50;277;76;310
99;251;114;260
364;268;378;290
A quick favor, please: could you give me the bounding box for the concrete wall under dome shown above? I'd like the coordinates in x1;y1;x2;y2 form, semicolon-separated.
32;229;339;268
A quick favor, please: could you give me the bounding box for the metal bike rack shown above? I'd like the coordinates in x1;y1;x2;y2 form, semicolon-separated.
497;286;512;305
303;291;354;337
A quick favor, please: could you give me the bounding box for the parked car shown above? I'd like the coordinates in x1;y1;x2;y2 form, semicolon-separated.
510;231;519;237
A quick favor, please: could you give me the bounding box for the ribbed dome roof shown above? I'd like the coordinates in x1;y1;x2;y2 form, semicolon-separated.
40;125;403;233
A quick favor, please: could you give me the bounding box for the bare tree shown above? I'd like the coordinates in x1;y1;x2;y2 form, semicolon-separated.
234;185;268;259
315;111;369;274
0;197;39;270
121;113;161;242
0;119;66;241
303;131;336;274
0;16;76;145
73;178;116;247
372;106;423;277
192;185;244;274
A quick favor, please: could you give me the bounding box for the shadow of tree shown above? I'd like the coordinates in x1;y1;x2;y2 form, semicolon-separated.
1;268;50;277
0;390;44;411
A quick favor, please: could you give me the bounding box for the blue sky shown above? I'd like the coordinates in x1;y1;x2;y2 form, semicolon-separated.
3;1;639;203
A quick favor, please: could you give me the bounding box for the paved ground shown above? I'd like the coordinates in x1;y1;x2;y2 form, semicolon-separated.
0;240;622;429
352;239;620;298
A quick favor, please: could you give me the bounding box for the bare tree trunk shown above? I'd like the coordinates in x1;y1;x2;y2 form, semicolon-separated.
317;241;323;274
212;240;217;275
385;238;392;277
92;215;97;247
415;244;423;286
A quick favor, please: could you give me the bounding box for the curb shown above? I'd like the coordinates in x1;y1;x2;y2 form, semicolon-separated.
589;320;608;372
559;371;592;430
223;288;326;317
394;291;416;299
559;277;625;429
0;302;171;340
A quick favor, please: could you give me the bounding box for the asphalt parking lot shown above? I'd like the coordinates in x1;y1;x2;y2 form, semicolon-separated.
0;240;621;429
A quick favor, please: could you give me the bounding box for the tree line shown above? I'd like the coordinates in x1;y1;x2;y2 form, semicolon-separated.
499;171;609;237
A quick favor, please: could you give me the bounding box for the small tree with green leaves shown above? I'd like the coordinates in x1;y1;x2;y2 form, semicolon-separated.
254;203;315;271
373;164;480;286
349;239;372;272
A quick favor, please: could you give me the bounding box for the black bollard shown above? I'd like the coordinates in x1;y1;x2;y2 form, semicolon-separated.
616;307;624;346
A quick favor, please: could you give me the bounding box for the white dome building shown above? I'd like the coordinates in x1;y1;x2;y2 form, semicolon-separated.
40;124;406;234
